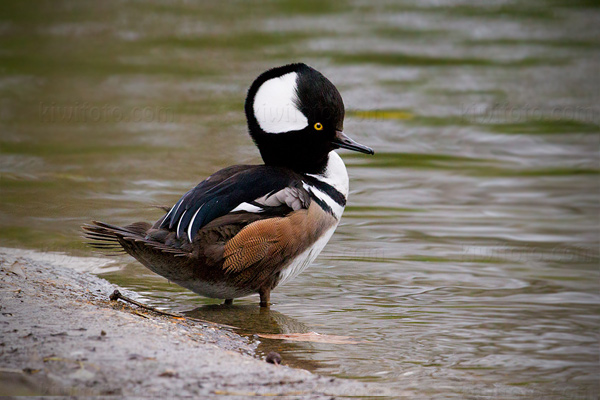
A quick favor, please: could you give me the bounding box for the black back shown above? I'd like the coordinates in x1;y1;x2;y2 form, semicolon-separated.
159;165;303;241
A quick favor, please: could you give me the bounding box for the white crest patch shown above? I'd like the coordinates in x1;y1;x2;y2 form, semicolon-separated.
253;72;309;134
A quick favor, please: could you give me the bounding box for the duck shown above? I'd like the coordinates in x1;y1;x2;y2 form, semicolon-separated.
83;63;374;307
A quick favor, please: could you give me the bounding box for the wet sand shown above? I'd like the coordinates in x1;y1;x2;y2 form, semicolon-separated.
0;248;396;397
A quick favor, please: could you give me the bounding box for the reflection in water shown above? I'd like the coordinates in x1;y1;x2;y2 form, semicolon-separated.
1;0;599;398
185;305;322;371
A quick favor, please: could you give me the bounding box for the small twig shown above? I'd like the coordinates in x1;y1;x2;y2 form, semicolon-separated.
132;310;150;319
0;367;24;374
43;357;100;371
109;290;238;329
110;290;180;317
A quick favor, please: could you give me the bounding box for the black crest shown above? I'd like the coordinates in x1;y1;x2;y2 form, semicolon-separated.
245;63;345;174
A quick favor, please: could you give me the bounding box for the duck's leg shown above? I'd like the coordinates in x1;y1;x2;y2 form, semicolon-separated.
224;299;233;305
259;288;270;308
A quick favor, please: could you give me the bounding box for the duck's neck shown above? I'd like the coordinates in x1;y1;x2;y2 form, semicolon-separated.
300;151;349;221
254;133;332;174
306;151;349;198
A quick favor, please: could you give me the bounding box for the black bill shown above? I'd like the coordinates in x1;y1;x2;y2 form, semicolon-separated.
332;131;374;155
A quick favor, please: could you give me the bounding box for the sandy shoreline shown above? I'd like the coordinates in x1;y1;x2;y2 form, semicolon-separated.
0;247;396;398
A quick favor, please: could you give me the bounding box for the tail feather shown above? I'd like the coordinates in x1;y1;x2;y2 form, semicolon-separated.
82;220;189;257
83;222;125;253
85;242;123;249
84;233;119;242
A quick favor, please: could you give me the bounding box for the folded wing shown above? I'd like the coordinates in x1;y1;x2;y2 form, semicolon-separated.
159;165;310;242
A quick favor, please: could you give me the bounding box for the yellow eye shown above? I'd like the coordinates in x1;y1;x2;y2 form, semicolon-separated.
314;122;323;131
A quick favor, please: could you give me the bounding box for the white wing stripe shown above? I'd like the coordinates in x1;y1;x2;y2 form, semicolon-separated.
231;202;264;213
187;204;204;242
162;204;174;223
176;209;187;239
168;197;186;228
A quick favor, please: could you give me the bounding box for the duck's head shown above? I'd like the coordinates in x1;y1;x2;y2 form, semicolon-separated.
245;63;374;174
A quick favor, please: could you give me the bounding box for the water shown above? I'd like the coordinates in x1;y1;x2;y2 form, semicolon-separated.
1;1;599;398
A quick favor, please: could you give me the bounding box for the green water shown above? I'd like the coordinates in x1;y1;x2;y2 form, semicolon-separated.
1;1;598;398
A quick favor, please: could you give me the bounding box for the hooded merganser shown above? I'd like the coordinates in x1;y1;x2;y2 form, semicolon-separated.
84;63;374;307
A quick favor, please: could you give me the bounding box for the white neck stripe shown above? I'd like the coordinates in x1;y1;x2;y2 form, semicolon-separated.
306;151;349;197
